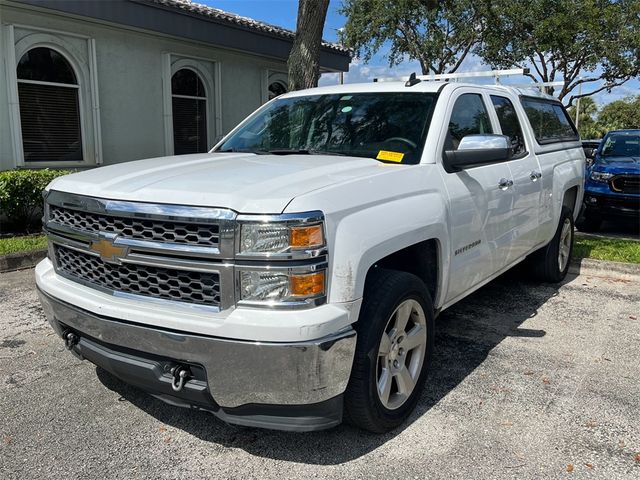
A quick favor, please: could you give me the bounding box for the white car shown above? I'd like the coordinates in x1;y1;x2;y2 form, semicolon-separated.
36;79;584;432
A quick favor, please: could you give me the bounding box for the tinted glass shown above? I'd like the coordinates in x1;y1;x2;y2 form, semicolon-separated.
19;83;82;162
521;98;578;144
601;133;640;157
218;92;436;164
268;81;287;100
17;47;77;84
173;97;207;154
447;94;493;150
171;69;206;97
491;95;526;155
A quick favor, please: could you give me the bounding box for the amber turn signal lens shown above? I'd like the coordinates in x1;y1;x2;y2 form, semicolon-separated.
290;271;325;297
290;224;324;249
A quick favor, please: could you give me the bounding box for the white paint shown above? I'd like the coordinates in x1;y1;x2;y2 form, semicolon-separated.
39;80;585;341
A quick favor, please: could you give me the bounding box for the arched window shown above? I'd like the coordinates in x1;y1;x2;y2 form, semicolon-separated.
17;47;83;162
268;81;287;100
172;68;208;154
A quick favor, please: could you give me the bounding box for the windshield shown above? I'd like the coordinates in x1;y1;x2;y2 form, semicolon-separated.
216;92;437;164
601;133;640;157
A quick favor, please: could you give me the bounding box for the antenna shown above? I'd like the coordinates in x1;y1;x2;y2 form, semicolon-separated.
405;72;422;87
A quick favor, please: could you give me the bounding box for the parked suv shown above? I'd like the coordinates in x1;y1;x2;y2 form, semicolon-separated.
580;130;640;231
36;81;584;433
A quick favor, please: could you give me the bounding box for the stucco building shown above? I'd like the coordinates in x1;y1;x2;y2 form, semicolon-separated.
0;0;350;170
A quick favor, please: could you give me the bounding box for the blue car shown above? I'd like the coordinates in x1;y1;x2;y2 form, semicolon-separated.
580;129;640;231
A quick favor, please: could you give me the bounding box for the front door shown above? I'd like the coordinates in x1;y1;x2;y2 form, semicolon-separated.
440;90;515;303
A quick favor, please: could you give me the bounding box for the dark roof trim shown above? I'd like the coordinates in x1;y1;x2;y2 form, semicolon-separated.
15;0;351;72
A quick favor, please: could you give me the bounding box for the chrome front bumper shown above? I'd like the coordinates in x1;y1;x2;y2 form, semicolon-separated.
38;289;356;431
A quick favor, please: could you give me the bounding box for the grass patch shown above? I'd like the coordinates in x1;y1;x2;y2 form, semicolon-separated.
574;236;640;264
0;234;47;256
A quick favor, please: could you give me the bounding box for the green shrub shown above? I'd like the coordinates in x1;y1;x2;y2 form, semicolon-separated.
0;169;71;232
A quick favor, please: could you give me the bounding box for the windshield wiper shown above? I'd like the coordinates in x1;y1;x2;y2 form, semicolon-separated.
266;149;355;156
266;149;311;155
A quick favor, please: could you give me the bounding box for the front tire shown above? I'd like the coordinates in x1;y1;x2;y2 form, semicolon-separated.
530;206;575;282
344;269;435;433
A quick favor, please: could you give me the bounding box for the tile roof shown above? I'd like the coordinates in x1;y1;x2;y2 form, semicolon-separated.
145;0;350;54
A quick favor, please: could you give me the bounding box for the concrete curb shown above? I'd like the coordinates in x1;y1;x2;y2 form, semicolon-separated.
569;257;640;281
0;249;46;273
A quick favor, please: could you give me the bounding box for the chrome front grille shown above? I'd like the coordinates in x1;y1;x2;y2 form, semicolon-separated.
49;205;220;247
55;246;221;307
611;175;640;194
44;191;236;311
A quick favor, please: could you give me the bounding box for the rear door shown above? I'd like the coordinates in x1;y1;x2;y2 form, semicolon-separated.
439;89;515;303
488;94;542;264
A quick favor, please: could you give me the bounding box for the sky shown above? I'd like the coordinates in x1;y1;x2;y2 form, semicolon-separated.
206;0;639;106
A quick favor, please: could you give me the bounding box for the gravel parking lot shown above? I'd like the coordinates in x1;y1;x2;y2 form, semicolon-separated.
1;264;639;479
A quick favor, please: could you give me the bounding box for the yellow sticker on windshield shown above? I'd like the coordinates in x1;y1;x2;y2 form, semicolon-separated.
376;150;405;163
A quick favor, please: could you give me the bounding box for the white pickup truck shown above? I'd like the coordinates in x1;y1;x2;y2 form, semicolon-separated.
36;80;584;433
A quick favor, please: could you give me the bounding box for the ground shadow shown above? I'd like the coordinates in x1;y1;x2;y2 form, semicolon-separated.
576;214;640;240
97;264;573;465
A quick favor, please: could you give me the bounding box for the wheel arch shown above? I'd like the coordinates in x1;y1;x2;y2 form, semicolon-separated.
327;193;449;308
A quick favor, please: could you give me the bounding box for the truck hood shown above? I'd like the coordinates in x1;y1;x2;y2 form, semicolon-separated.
593;155;640;175
47;152;388;213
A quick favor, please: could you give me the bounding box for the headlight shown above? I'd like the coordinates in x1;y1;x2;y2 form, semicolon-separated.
238;212;325;257
590;171;614;183
238;268;326;306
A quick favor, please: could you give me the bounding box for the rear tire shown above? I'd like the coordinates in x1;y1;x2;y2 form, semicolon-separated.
344;268;435;433
530;206;574;283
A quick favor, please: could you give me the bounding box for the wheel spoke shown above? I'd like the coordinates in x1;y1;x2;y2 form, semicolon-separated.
378;332;392;356
394;301;412;333
394;366;415;395
378;367;392;405
402;325;426;351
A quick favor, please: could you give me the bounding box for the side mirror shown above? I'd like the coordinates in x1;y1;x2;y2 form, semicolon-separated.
583;148;596;159
443;134;513;172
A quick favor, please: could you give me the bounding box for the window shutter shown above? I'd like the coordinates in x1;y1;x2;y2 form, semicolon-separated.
18;82;83;162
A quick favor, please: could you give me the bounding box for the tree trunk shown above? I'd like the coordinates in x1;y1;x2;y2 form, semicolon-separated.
287;0;330;91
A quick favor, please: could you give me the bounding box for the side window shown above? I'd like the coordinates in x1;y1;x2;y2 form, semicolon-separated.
490;96;526;156
521;97;578;144
447;94;493;150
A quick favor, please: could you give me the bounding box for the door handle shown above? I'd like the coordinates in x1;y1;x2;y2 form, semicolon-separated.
498;178;514;190
530;171;542;182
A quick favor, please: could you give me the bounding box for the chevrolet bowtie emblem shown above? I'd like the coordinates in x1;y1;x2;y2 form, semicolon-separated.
90;238;128;263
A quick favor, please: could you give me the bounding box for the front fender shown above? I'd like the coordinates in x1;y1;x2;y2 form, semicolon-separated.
326;193;448;305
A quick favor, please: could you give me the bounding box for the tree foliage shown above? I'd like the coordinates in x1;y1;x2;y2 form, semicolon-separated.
478;0;640;105
567;97;607;138
340;0;486;75
288;0;330;91
598;96;640;131
566;96;640;138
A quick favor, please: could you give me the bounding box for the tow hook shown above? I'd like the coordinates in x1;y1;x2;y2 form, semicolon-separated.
63;330;79;351
170;365;191;392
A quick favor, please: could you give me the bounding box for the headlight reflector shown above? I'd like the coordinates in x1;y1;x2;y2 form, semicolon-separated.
239;269;326;304
238;215;326;256
240;224;290;254
590;171;614;182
